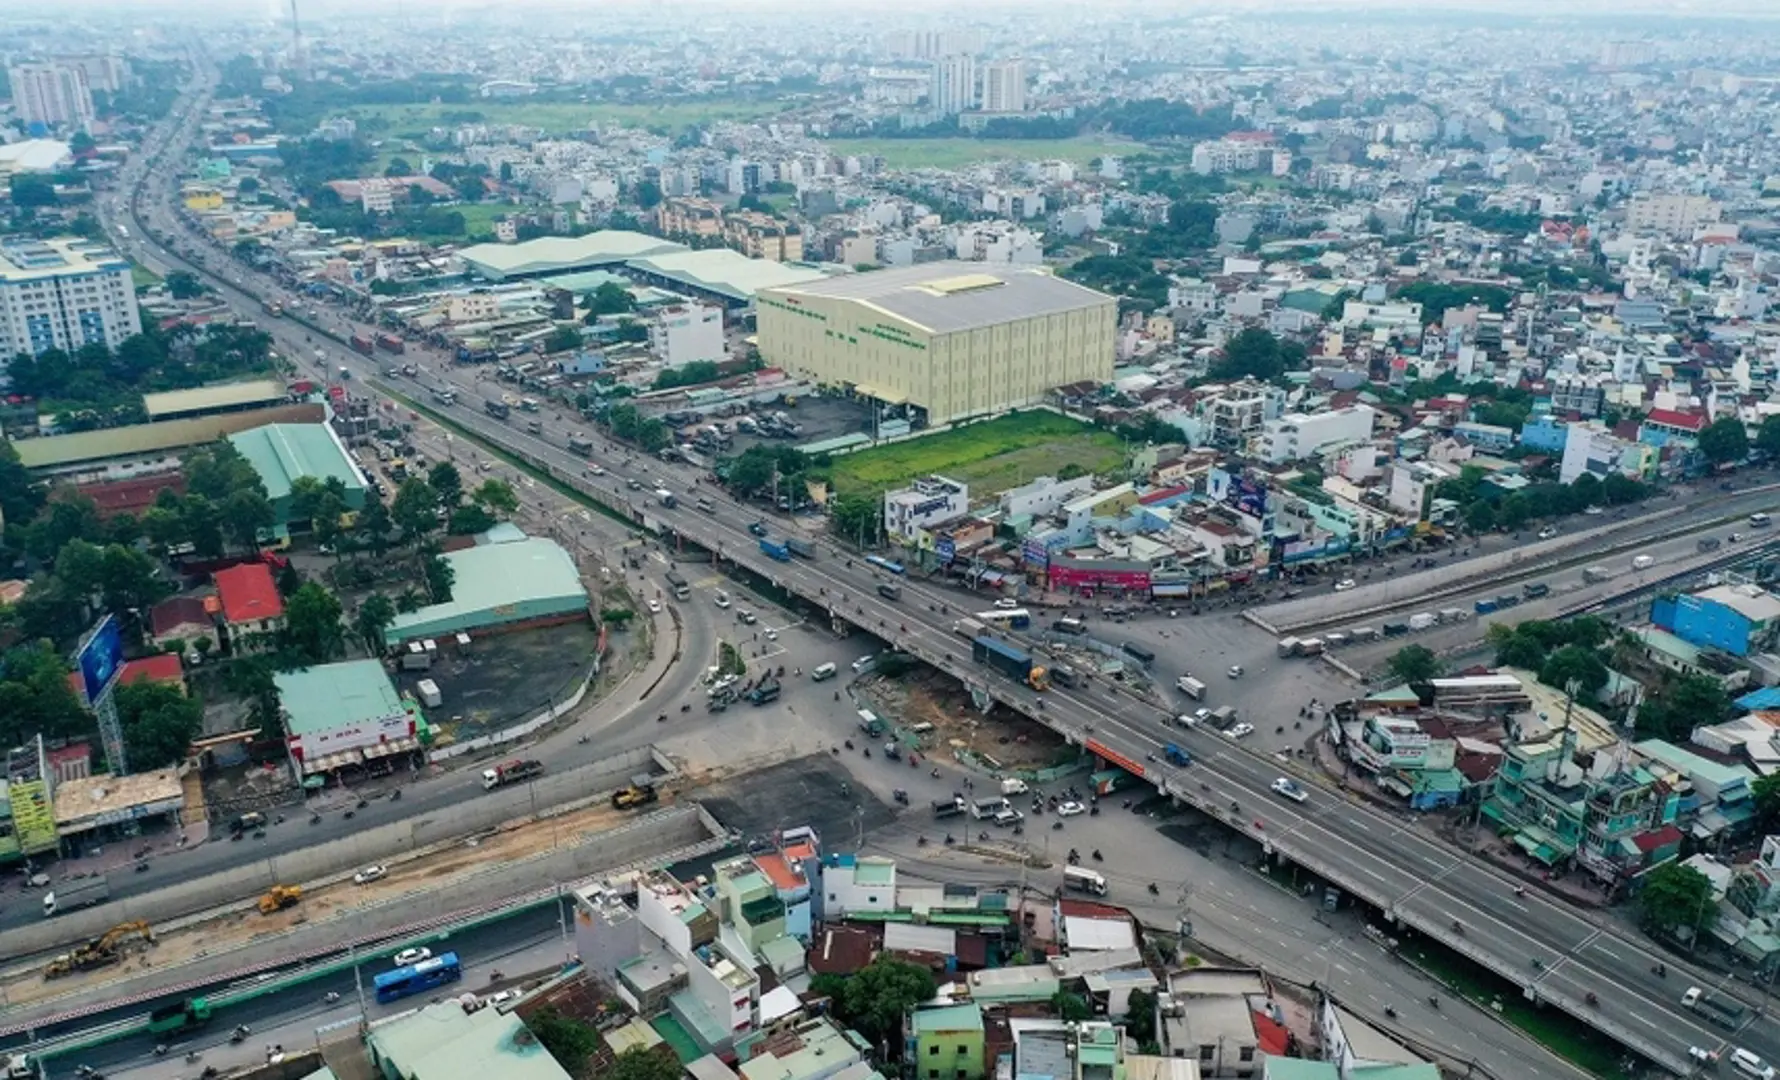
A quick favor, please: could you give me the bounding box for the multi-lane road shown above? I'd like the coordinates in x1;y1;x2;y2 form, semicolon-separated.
108;70;1780;1075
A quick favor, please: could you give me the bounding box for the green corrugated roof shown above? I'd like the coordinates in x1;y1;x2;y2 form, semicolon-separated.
385;537;587;640
275;659;411;737
911;1004;983;1034
228;423;366;505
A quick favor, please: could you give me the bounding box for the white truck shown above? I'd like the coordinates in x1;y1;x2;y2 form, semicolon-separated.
1176;675;1208;700
1407;612;1438;632
1000;778;1029;796
44;875;110;917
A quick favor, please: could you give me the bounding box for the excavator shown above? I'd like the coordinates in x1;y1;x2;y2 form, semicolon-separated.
44;921;155;979
610;777;659;811
258;884;302;914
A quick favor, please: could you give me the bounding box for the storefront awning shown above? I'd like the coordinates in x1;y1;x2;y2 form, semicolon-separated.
302;749;365;775
1151;584;1194;597
363;737;419;760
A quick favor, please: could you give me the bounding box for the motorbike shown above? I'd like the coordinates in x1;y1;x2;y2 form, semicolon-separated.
391;789;401;801
1427;996;1439;1010
1451;920;1463;934
134;861;149;873
863;748;871;758
186;1051;202;1064
1585;992;1598;1007
231;1026;251;1044
1091;849;1103;861
343;810;355;820
845;739;854;750
310;814;322;824
917;836;928;846
944;834;954;845
489;970;504;982
1147;883;1159;895
1383;1006;1396;1019
1651;963;1666;978
154;1045;169;1058
1051;820;1064;831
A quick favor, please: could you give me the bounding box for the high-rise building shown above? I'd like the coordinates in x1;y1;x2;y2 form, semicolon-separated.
981;59;1027;114
62;54;128;94
0;238;141;359
7;62;95;132
929;54;977;116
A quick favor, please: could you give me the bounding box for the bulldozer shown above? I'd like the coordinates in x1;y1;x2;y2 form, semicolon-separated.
610;776;659;811
45;920;155;979
258;884;302;914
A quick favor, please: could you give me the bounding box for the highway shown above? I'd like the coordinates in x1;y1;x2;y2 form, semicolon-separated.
112;70;1780;1076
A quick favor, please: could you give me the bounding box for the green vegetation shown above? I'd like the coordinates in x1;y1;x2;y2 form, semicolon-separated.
809;956;935;1055
1387;645;1443;684
1637;862;1716;939
822;136;1139;170
829;411;1124;499
130;264;163;289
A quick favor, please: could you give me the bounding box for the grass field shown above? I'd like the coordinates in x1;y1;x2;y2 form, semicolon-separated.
351;100;790;138
829;411;1124;501
130;264;162;289
455;202;526;240
821;136;1141;170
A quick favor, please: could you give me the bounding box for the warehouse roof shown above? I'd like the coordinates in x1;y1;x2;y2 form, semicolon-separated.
386;537;586;639
459;231;687;280
8;403;326;471
758;261;1113;334
228;423;366;504
627;249;829;302
0;138;73;174
275;660;409;737
144;379;289;420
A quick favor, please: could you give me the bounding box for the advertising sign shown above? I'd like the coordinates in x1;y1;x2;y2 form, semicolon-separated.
935;537;956;565
1021;539;1051;568
77;616;124;705
289;712;416;761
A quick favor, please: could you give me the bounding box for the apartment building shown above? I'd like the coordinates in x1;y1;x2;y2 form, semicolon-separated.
7;62;94;131
1546;373;1608;418
1559;420;1655;484
725;210;803;262
1625;193;1722;238
885;476;970;543
980;59;1027;114
649;303;726;367
1190;138;1271;176
1257;405;1375;464
0;237;140;358
1194;380;1286;451
658;196;726;239
930;54;977;116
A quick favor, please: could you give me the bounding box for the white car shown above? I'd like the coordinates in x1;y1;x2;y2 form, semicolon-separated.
353;865;387;885
993;598;1020;609
714;594;731;609
586;464;605;477
1227;665;1245;679
1056;801;1086;817
1537;526;1559;539
1225;722;1255;740
1582;506;1605;515
647;599;662;613
1177;708;1212;728
393;947;432;967
484;989;520;1008
1270;777;1308;803
1333;579;1356;592
764;628;778;641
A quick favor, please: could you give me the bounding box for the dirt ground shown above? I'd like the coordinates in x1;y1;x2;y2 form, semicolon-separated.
860;669;1068;771
4;796;649;1006
393;623;601;744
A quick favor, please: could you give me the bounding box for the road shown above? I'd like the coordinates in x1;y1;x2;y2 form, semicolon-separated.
113;71;1780;1075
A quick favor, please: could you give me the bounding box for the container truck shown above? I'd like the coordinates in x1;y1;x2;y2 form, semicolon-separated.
972;636;1047;690
655;488;677;508
1407;612;1438;631
43;876;110;917
376;333;406;354
1277;637;1301;658
484;399;511;419
1582;566;1612;584
482;759;544;790
1176;675;1207;700
1296;637;1326;656
785;537;816;559
759;537;791;562
350;334;376;357
147;998;213;1035
953;618;987;640
1681;986;1748;1030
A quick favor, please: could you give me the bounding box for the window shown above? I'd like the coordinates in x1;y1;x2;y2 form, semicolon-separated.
1239;1048;1254;1062
929;1047;939;1057
928;1071;938;1079
1198;1046;1214;1062
955;1045;967;1054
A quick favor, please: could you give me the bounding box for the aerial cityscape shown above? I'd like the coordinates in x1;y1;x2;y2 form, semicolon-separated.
1;4;1779;1080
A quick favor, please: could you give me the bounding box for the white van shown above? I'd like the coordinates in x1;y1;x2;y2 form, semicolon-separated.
811;662;837;682
1751;512;1772;528
1632;554;1655;570
1731;1048;1776;1080
851;654;877;673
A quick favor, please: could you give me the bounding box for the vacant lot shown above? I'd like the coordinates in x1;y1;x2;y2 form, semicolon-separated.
352;100;790;138
822;136;1140;170
829;411;1124;501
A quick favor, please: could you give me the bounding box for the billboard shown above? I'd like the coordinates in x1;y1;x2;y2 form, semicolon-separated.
935;537;956;565
77;616;124;705
287;710;416;762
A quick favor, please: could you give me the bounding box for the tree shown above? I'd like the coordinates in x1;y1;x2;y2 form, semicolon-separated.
164;270;205;300
634;179;662;209
140;505;187;552
529;1006;604;1077
1464;498;1497;533
810;956;935;1052
831;494;882;545
391;478;439;543
1754;772;1780;834
1698;417;1749;467
1570;472;1602;508
1756;415;1780;459
222;489;275;552
584;281;636;317
428;461;464;507
283;582;345;665
0;641;95;749
224;655;282;731
116;680;202;771
1637;674;1732;741
98;544;167;622
8;174;57;207
1388;645;1442;684
276;561;304;598
448;503;497;535
1538;644;1609;698
182;495;225;558
1051;989;1093;1021
356;495;393;557
1601;472;1646;506
423;552;455;603
355;593;396;653
605;1048;679;1080
1636;862;1715;939
472;479;519;516
1211;327;1288;381
545;325;583;354
0;439;44;528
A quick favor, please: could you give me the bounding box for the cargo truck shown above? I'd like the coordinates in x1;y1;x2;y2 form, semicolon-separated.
1176;675;1207;700
665;570;691;600
376;333;405;354
43;876;110;917
350;334;376;356
759;537;791;561
1277;637;1301;658
972;636;1048;690
482;759;543;790
785;537;816;559
568;433;594;456
1164;744;1192;766
147;998;213;1035
484;399;510;419
655;488;677;508
877;582;902;601
261;298;283;316
1681;986;1748;1030
953;618;987;640
1407;612;1438;631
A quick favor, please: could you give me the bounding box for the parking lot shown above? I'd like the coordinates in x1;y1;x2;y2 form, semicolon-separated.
392;623;600;743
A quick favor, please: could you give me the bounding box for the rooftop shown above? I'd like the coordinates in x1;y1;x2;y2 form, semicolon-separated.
759;261;1114;335
368;998;572;1080
0;138;73;174
628;249;829;302
274;659;410;737
386;537;586;638
228;423;366;505
9;402;327;471
460;231;687;280
213;562;282;625
0;237;128;284
52;769;182;827
1694;583;1780;624
144;379;290;420
910;1003;983;1035
119;654;185;689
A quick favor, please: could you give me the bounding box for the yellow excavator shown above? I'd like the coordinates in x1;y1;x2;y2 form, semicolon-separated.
44;921;155;979
258;884;302;914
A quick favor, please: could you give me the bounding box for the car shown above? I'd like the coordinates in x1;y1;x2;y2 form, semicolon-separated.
1730;532;1745;542
1271;777;1308;803
713;594;732;609
1176;707;1212;728
647;599;662;613
851;654;877;673
1689;1047;1719;1067
1056;801;1086;817
484;989;521;1008
1225;722;1255;739
1333;578;1356;592
586;464;605;477
738;610;758;625
353;865;388;885
1537;526;1559;539
1582;506;1605;515
393;947;432;967
764;628;779;641
1227;665;1245;679
993;598;1020;609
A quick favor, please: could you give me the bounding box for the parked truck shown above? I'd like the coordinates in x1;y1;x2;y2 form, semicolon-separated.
147;998;213;1036
784;537;816;559
376;333;406;354
655;488;677;508
482;759;544;790
759;537;791;562
972;636;1048;690
349;334;376;357
953;618;987;640
1176;675;1207;700
1276;636;1301;658
43;875;110;917
1682;986;1748;1030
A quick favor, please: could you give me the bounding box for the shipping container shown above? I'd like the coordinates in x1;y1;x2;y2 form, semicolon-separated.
785;537;816;559
759;537;791;562
973;636;1034;682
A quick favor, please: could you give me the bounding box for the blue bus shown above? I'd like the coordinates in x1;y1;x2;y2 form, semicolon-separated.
865;555;906;576
373;952;463;1004
977;609;1032;630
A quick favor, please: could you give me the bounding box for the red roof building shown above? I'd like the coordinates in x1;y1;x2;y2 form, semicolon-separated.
1642;408;1707;434
213;563;284;631
149;595;218;646
119;654;187;693
70;474;187;520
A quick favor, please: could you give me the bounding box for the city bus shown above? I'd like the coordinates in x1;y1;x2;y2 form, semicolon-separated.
373;952;462;1004
865;555;905;576
976;608;1032;630
665;570;691;600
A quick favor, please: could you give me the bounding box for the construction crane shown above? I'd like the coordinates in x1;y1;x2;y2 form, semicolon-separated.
44;921;155;979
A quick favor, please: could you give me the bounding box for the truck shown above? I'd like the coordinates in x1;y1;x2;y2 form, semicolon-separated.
748;679;781;705
1407;612;1438;632
610;777;658;810
1163;743;1192;766
655;488;677;509
258;884;302;914
1582;565;1612;584
482;759;544;790
567;433;594;456
261;298;283;317
43;876;110;917
877;582;902;601
784;536;816;559
349;334;376;357
1176;675;1207;700
857;710;886;737
147;998;213;1036
1277;636;1301;658
1681;986;1748;1030
665;570;691;600
759;537;791;562
1297;637;1326;656
376;333;406;354
972;636;1047;690
431;387;457;407
1522;582;1551;599
484;399;511;419
953;618;987;640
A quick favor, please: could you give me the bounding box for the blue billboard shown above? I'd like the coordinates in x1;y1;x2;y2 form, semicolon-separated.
78;616;124;704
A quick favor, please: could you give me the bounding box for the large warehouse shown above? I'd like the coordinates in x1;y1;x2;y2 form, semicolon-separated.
459;231;687;282
384;533;588;646
754;262;1116;425
228;422;368;531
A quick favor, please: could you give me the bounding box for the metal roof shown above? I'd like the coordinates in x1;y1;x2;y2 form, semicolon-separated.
386;537;587;639
228;422;366;504
626;249;830;302
143;378;289;419
459;231;687;280
758;261;1114;334
275;660;409;737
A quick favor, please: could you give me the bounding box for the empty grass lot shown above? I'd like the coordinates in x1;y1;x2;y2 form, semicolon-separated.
829;411;1123;501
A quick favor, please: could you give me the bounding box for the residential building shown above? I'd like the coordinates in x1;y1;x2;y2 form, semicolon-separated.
756;262;1115;426
63;54;127;94
738;1016;873;1080
147;595;218;653
1652;584;1780;659
1191;139;1270;176
1257;406;1375;464
1638;408;1707;451
930;55;977;116
725;211;803;262
980;59;1027;114
1625;193;1721;238
649;303;726;367
7;62;94;131
1157;967;1266;1077
1195;380;1286;451
908;1004;986;1080
1547;374;1608;418
1168;277;1218;315
275;659;422;780
213;562;285;645
658;197;726;240
1339;300;1423;330
366;997;573;1080
1559;420;1653;484
885;476;970;544
0;237;141;358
